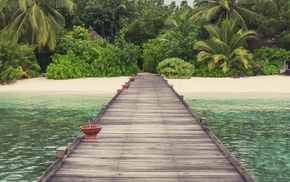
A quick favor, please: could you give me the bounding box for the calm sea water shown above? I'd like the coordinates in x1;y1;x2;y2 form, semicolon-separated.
0;92;289;181
0;92;112;181
186;94;290;182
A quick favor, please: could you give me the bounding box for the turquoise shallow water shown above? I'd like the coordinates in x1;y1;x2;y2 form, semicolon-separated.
0;92;112;181
186;95;290;182
1;92;290;181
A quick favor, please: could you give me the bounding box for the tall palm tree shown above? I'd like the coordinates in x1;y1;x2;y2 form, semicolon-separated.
4;0;73;51
191;0;260;29
193;18;257;72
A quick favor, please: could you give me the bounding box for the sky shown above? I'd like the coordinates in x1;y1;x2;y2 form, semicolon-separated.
164;0;195;6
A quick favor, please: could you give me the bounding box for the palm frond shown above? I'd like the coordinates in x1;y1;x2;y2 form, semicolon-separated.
46;0;74;12
19;0;34;11
8;10;28;40
204;23;220;39
196;51;213;62
44;4;65;28
231;9;247;30
230;29;257;50
220;18;238;45
35;9;49;48
230;48;252;68
235;7;262;24
29;4;40;30
204;5;223;21
194;0;217;7
213;54;227;64
221;60;228;72
220;0;230;11
211;37;230;56
194;40;215;53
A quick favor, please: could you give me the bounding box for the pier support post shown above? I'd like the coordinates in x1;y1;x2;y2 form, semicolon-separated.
56;146;67;158
200;117;208;125
102;105;107;110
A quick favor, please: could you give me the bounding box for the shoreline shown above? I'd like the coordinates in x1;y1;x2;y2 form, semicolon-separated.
0;75;289;98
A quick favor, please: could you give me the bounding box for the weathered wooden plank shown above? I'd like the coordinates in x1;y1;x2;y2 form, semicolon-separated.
49;177;245;182
52;171;244;179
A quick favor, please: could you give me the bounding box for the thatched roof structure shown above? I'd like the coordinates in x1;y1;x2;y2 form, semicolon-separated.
88;25;101;41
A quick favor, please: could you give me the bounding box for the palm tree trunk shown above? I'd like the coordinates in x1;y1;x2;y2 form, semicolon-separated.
31;29;35;44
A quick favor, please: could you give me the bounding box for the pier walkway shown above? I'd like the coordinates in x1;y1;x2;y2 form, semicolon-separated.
39;74;255;182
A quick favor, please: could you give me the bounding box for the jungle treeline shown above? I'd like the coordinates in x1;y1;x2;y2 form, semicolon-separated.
0;0;290;83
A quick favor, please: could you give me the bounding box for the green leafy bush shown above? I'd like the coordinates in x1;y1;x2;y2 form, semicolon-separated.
0;30;40;84
263;65;279;75
47;27;139;79
250;47;290;75
46;51;90;79
68;26;90;40
157;58;194;79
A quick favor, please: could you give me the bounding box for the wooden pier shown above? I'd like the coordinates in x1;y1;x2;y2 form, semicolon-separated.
38;74;255;182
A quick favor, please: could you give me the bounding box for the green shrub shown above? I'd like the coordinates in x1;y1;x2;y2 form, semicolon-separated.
68;26;90;40
263;65;279;75
157;58;194;79
46;51;90;79
250;47;290;75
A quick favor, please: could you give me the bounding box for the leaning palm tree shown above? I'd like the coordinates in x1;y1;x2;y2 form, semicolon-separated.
191;0;260;29
5;0;73;51
193;18;257;72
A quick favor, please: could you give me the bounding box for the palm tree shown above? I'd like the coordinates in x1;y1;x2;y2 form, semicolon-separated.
191;0;260;29
163;8;193;37
193;18;257;72
5;0;73;51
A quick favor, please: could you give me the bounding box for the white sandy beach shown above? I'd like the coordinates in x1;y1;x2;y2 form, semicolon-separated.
0;76;129;94
168;75;290;94
0;75;289;97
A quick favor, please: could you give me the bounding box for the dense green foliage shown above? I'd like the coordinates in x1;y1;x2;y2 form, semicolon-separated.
240;0;290;49
120;0;171;46
157;58;194;79
46;26;139;79
249;47;290;75
142;23;200;72
0;0;290;83
0;31;40;84
191;0;261;30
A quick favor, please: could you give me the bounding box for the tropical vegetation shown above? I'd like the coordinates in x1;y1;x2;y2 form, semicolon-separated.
0;0;289;83
0;30;40;84
193;18;257;73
